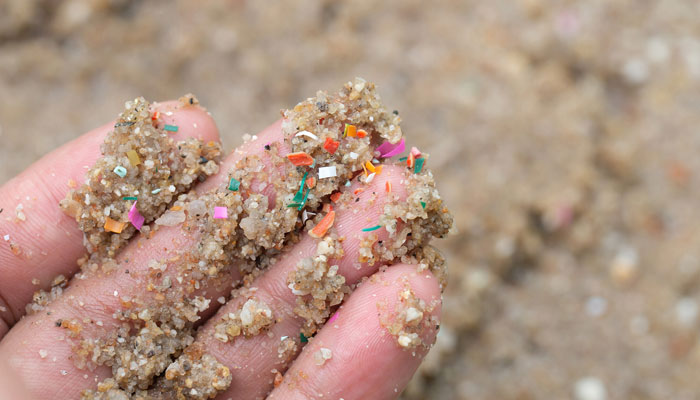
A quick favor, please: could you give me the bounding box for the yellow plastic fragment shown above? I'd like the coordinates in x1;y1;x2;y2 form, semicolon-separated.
365;161;376;173
126;150;141;166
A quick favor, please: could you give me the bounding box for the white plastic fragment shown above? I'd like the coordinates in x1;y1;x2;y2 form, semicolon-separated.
295;130;319;140
318;166;337;179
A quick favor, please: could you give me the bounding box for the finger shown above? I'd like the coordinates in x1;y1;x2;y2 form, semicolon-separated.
169;165;411;400
267;264;441;400
0;120;284;398
0;100;220;335
0;355;33;400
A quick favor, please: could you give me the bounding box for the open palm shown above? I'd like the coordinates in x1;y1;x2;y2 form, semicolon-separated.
0;96;443;399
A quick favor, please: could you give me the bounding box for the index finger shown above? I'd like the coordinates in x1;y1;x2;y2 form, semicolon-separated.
0;100;220;336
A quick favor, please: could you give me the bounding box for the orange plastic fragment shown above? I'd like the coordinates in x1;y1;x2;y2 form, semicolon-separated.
357;129;368;138
386;182;392;193
375;165;383;175
171;205;183;211
287;152;314;166
152;111;160;121
365;161;376;173
306;177;316;189
330;192;342;203
354;188;365;196
104;217;127;234
309;211;336;239
344;124;357;137
407;153;415;168
323;137;339;154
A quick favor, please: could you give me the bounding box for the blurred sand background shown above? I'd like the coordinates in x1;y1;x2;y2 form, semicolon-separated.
2;1;700;399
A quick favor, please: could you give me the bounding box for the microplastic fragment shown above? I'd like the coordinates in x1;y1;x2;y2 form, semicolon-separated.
126;150;141;166
344;123;357;137
228;177;240;191
164;124;179;132
410;146;422;159
362;225;382;232
328;312;339;324
295;130;319;140
318;166;337;179
213;207;228;219
376;138;406;158
323;137;339;154
287;152;314;166
128;202;145;231
297;188;311;211
104;217;126;234
414;157;425;174
309;211;335;238
113;166;127;178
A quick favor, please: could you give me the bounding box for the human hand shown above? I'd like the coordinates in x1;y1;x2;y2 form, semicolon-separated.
0;100;442;399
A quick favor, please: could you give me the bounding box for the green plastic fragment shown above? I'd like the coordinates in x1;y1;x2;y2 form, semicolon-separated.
414;157;425;174
228;177;240;191
300;332;308;343
399;156;408;162
164;124;179;132
123;196;138;201
291;172;308;204
345;180;352;187
297;187;311;211
362;225;383;232
113;166;127;178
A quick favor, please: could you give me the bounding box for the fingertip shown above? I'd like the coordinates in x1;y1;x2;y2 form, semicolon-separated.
152;100;220;143
359;264;442;347
269;263;442;400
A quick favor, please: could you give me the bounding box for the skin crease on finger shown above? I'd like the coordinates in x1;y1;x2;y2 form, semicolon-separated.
0;100;221;337
267;265;441;400
177;165;411;400
0;120;289;398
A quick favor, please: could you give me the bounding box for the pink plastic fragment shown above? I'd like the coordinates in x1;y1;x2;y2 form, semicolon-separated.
410;146;422;159
376;138;405;158
328;311;339;324
128;202;145;231
213;206;228;219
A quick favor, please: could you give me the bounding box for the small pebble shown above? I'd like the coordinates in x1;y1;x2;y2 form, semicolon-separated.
609;247;638;284
675;297;698;327
574;377;607;400
586;296;608;317
314;347;333;366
